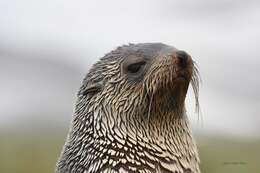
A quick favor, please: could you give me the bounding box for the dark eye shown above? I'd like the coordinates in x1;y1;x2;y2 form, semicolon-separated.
127;61;146;73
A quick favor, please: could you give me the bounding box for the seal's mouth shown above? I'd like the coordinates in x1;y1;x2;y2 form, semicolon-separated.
143;52;200;115
144;52;194;96
174;70;192;83
175;75;188;83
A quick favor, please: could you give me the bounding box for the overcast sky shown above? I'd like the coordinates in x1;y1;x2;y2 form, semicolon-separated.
0;0;259;138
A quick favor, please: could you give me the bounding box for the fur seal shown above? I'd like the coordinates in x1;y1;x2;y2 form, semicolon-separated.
56;43;201;173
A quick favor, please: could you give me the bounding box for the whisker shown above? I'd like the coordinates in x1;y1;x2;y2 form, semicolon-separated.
191;62;202;123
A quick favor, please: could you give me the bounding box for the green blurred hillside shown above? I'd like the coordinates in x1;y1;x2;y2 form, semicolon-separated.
197;136;260;173
0;132;259;173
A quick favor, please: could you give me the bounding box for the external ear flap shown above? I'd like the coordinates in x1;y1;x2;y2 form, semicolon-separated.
81;82;103;96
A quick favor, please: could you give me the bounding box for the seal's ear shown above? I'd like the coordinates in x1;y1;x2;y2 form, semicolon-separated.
81;82;103;96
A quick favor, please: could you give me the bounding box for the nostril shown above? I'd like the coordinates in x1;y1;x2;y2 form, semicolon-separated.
176;50;189;68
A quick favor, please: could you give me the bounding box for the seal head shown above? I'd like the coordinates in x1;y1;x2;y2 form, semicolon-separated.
56;43;200;173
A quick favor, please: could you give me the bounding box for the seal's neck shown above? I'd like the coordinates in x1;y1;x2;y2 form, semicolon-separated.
56;105;200;173
99;107;201;172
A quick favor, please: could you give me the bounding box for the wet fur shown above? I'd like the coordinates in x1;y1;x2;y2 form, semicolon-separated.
56;43;201;173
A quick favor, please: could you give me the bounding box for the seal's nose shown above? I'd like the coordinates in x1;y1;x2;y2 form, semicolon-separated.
176;50;190;68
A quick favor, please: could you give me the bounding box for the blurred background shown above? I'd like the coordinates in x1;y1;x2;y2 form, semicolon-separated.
0;0;259;172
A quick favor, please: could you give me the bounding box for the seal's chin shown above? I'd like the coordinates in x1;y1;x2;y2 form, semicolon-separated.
147;79;189;114
144;63;194;114
174;68;192;83
173;70;191;88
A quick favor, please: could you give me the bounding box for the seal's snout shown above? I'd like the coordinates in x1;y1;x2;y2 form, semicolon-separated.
175;50;192;68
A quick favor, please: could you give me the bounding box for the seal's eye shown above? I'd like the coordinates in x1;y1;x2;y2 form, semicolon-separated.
127;61;146;74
